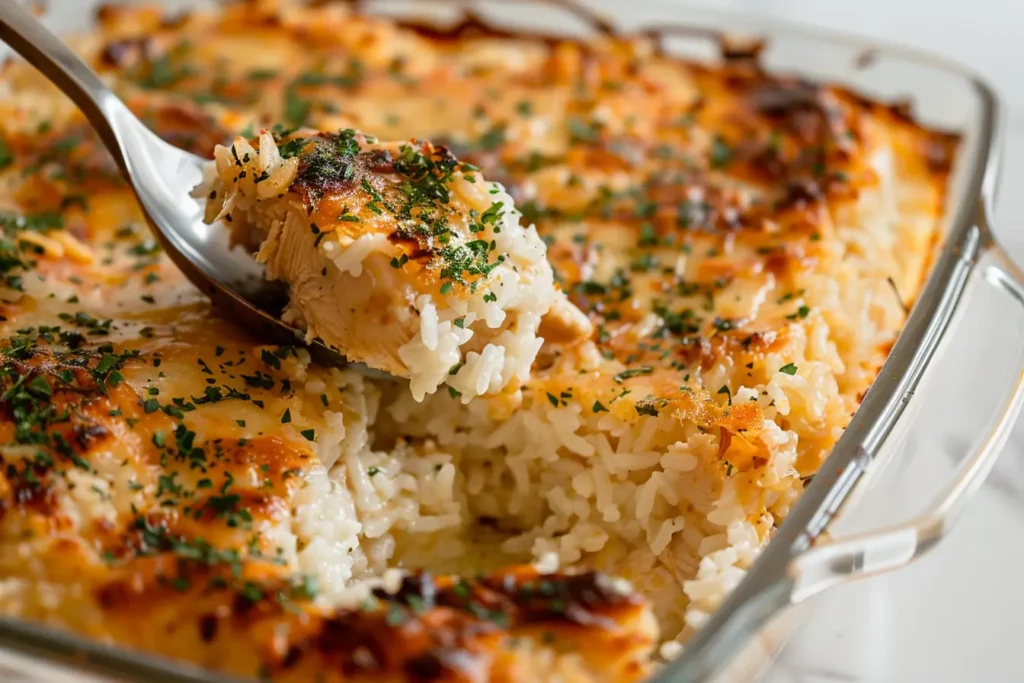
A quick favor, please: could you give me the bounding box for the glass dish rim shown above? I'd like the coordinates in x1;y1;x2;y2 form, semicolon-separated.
0;2;1002;682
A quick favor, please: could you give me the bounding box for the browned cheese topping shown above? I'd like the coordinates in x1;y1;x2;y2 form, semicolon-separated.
0;0;956;680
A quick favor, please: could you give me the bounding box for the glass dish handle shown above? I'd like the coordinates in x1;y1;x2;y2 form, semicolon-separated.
788;235;1024;604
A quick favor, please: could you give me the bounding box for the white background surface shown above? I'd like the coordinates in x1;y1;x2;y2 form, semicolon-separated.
682;1;1024;681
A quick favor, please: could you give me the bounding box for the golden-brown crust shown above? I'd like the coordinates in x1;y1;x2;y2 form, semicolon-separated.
95;565;653;682
0;0;956;679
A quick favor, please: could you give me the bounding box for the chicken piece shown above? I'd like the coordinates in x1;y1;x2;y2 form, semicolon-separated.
196;129;591;401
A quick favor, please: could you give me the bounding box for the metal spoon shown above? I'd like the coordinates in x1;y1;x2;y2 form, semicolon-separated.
0;2;383;376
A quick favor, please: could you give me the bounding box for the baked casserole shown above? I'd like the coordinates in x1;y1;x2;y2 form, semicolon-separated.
0;1;958;680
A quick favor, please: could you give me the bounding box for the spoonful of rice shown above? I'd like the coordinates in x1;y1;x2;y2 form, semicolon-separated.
197;129;592;401
0;2;590;398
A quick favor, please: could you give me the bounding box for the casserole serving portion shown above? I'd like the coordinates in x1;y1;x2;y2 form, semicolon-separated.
0;1;1018;682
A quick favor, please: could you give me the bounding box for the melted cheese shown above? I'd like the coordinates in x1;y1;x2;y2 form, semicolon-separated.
0;0;956;679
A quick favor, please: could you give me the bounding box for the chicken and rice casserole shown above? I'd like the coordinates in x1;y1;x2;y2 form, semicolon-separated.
0;1;957;681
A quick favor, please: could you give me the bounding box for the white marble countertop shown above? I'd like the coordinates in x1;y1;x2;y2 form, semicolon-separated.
679;1;1024;681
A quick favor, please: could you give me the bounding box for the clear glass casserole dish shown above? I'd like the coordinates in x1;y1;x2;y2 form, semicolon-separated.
0;1;1022;682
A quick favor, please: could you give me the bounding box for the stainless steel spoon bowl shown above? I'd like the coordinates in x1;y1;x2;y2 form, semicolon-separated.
0;1;382;376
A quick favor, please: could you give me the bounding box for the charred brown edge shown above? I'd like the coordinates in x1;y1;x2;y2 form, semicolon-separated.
90;0;958;143
327;0;615;39
336;0;956;138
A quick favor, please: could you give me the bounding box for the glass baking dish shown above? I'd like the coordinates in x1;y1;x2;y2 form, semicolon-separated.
0;1;1022;682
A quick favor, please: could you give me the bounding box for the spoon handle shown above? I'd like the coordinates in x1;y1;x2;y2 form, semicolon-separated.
0;1;130;172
